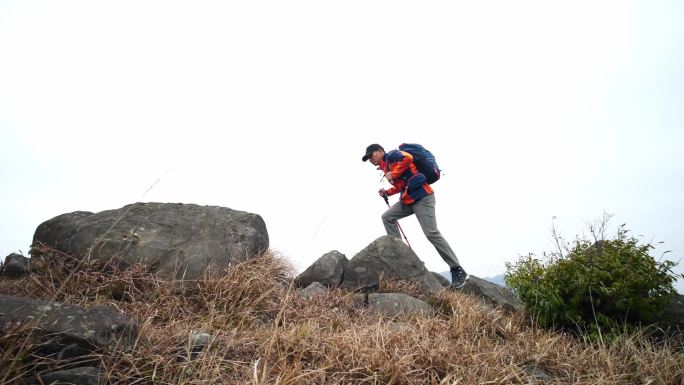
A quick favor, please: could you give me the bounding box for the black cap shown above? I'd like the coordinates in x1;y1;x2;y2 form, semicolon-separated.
362;144;383;162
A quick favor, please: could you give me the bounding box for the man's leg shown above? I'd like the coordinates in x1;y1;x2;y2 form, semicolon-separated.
381;200;414;239
412;194;461;268
413;194;468;288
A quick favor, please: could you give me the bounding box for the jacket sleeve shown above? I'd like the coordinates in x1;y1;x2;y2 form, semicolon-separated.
389;151;413;180
387;151;413;181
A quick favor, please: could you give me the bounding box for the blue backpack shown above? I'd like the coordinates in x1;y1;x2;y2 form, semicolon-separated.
398;143;441;184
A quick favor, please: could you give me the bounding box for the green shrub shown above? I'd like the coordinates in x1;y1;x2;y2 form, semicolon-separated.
505;218;682;338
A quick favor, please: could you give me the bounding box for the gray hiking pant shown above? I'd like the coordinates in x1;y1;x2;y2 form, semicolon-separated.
382;193;461;269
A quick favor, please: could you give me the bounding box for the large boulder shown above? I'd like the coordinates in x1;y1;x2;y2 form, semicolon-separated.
31;202;269;280
0;295;137;359
461;275;524;312
296;250;348;288
341;236;442;293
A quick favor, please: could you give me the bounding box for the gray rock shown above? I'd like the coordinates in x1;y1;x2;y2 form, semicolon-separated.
37;367;101;385
296;250;348;288
174;331;215;361
367;293;435;317
31;202;269;280
188;331;214;359
2;253;32;276
0;295;137;358
523;365;552;383
190;331;212;348
342;236;442;293
431;271;451;288
298;282;328;299
461;275;524;312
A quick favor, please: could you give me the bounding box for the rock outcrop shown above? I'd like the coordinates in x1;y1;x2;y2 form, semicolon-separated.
341;236;442;292
0;295;137;359
31;202;269;280
366;293;435;317
298;282;328;299
296;250;347;288
462;275;524;312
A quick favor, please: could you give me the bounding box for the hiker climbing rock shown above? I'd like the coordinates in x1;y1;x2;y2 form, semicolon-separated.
362;143;469;289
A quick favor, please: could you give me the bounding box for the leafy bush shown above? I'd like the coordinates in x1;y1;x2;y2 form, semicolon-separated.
505;217;682;337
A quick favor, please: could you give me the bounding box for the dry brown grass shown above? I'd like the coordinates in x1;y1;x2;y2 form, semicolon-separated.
1;247;683;384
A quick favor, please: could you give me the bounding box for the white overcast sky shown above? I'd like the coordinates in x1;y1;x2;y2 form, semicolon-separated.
1;1;683;292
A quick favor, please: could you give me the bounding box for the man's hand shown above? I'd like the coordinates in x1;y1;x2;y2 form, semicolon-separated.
384;172;393;183
378;188;387;198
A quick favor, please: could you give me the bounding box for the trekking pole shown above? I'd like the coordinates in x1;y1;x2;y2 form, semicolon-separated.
382;194;411;249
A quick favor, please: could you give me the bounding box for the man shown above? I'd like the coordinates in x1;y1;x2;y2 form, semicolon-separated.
362;143;468;289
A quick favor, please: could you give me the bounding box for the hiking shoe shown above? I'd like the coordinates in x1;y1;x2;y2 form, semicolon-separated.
450;266;469;289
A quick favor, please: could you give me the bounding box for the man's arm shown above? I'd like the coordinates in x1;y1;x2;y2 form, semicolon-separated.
379;150;412;197
386;150;413;181
384;178;406;196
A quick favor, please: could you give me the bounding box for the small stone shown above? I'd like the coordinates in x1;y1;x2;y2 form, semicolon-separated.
298;282;328;299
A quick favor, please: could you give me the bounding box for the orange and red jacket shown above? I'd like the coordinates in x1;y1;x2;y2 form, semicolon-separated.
380;150;434;205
